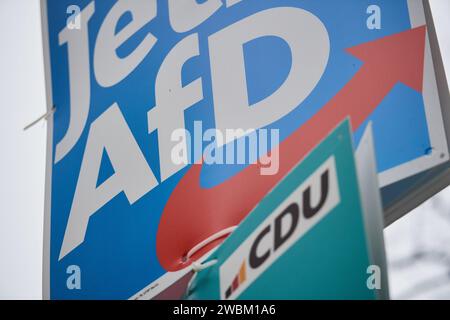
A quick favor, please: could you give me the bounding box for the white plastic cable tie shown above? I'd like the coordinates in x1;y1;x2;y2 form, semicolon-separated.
186;226;237;261
185;226;237;295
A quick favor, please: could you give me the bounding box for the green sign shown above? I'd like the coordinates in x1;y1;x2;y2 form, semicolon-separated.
186;120;387;300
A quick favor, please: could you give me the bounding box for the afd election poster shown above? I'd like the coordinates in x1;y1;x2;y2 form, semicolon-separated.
186;120;388;300
41;0;447;299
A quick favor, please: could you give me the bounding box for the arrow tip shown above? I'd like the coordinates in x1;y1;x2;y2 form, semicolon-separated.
346;26;427;92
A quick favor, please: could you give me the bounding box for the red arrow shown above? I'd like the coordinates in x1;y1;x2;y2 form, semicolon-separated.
156;26;426;271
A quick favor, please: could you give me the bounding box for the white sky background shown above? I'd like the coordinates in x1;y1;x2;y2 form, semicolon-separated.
0;0;448;299
0;0;47;299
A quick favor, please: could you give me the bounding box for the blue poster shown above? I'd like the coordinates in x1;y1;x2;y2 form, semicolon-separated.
42;0;447;299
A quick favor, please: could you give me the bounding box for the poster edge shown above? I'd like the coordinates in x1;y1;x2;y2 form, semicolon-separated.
355;123;390;300
40;0;53;301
